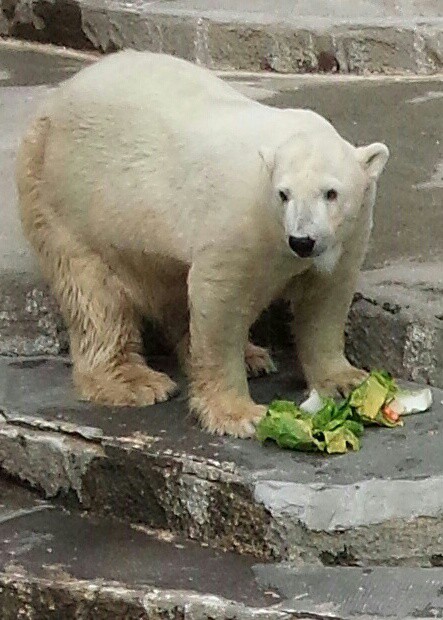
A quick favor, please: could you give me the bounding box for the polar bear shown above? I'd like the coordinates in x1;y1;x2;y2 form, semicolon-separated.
16;50;389;437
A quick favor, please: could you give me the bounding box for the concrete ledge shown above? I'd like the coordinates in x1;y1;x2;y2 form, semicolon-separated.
0;356;443;566
1;0;443;74
346;263;443;388
3;568;443;619
0;577;285;620
1;479;443;618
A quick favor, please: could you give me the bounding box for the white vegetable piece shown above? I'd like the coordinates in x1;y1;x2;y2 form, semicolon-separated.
390;388;433;415
300;385;433;417
300;389;324;414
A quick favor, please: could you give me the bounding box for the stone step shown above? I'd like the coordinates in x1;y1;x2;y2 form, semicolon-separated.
1;0;443;75
1;479;443;619
256;563;443;619
0;479;279;619
0;355;442;567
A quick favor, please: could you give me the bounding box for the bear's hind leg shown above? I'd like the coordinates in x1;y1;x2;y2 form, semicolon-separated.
26;220;177;407
61;251;178;407
17;116;177;407
176;332;277;379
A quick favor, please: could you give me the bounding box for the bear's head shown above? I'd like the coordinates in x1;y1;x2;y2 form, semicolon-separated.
259;124;389;273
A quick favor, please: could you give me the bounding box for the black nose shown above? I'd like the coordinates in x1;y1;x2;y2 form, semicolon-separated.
288;236;316;258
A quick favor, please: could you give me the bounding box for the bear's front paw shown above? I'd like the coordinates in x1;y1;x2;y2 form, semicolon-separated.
313;366;368;399
245;342;277;378
191;392;266;437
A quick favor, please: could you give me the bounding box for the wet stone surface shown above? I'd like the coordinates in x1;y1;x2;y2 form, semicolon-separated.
0;44;92;86
0;481;272;607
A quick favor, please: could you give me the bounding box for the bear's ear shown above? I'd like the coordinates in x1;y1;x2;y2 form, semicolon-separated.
258;147;275;175
357;143;390;180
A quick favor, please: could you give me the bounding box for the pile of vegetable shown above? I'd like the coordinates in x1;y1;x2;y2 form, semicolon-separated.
256;371;433;455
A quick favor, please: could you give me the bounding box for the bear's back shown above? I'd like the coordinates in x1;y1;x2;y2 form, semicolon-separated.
55;50;248;118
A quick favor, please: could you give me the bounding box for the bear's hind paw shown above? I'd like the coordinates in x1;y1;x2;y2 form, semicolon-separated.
76;364;179;407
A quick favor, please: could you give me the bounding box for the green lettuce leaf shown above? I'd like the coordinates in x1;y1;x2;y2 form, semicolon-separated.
256;403;320;451
256;399;362;454
323;427;361;454
349;375;389;419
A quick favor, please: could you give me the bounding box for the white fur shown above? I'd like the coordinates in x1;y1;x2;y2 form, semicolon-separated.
313;243;344;274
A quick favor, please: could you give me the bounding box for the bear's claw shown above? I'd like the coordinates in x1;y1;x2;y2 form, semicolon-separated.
245;343;277;378
313;366;368;399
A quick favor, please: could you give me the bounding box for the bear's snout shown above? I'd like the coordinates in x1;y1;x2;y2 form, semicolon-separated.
288;236;316;258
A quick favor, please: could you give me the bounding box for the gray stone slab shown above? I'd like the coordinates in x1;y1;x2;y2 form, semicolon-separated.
255;564;443;619
360;263;443;320
0;356;443;566
0;480;286;619
0;43;91;86
1;479;443;619
346;262;443;388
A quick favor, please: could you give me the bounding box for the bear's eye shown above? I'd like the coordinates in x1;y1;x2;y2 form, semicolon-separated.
279;190;289;203
325;188;338;201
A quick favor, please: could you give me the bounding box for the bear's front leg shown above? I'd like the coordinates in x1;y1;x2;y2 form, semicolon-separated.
288;251;368;398
187;259;266;437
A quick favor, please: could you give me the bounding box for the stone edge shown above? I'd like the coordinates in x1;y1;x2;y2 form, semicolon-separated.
0;570;437;620
346;291;443;388
0;572;291;620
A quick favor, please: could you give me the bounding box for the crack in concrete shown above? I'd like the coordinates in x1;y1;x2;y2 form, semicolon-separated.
1;408;104;442
0;504;52;524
